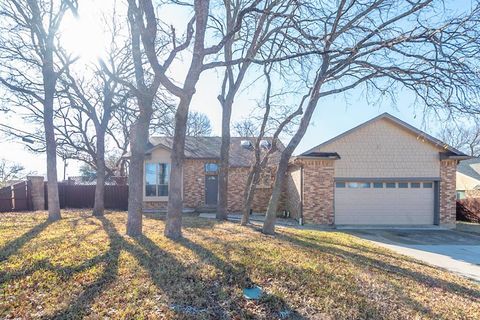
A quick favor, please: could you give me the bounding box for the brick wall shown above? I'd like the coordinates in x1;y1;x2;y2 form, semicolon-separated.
285;165;302;219
144;201;168;210
227;166;274;213
440;159;457;226
466;190;480;198
144;159;275;213
295;159;335;224
183;159;209;208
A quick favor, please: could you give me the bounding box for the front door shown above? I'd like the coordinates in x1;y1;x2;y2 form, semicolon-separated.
205;175;218;206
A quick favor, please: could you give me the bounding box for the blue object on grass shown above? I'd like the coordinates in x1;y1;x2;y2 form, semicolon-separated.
243;285;263;300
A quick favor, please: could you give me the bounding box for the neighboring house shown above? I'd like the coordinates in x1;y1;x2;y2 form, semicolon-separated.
143;113;468;228
285;113;469;227
456;158;480;199
143;136;283;213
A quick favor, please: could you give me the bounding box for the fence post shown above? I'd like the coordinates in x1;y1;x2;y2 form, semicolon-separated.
27;176;45;211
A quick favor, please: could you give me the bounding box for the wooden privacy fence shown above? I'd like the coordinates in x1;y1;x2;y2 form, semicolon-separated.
0;180;128;212
44;183;129;210
0;181;32;212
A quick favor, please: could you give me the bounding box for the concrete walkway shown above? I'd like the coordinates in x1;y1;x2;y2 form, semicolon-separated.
348;229;480;282
198;213;301;227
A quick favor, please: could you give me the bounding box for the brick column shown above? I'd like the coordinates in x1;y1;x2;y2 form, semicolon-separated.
439;160;457;227
27;176;45;211
300;159;335;224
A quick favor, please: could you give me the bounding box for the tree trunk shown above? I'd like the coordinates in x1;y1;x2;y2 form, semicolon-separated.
262;99;322;233
93;129;106;216
43;53;61;221
262;97;321;234
262;56;330;234
126;101;152;236
164;0;209;239
217;100;232;220
241;167;260;225
165;97;191;239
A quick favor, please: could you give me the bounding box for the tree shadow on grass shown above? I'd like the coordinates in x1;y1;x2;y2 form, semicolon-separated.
48;216;232;319
175;236;307;319
0;220;52;263
278;233;480;301
49;216;121;319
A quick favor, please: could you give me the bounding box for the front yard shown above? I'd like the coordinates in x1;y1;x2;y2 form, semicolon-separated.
1;211;479;319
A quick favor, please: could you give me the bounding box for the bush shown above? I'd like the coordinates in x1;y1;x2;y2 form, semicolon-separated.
456;199;480;223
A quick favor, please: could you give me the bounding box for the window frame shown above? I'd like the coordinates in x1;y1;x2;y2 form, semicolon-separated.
347;182;371;188
204;163;219;174
145;162;170;198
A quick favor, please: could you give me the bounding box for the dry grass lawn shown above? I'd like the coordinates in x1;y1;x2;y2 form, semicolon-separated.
0;210;479;319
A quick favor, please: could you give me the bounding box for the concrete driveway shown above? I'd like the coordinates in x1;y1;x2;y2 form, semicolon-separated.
347;229;480;282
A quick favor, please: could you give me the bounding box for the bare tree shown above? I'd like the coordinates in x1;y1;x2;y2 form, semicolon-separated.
438;118;480;157
233;119;258;137
262;0;480;234
241;67;302;225
0;0;78;221
152;110;213;137
215;0;303;220
126;0;266;238
55;8;132;216
0;159;31;188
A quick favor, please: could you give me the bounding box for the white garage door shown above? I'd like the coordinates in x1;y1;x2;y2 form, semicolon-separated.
334;181;434;225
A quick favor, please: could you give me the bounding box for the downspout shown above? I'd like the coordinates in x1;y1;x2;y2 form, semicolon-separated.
299;165;304;226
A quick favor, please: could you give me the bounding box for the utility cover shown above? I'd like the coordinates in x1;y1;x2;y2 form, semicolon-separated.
243;285;263;300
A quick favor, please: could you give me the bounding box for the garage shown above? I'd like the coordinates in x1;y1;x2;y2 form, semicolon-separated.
334;181;436;225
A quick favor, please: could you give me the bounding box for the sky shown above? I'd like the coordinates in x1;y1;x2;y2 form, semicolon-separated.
0;0;473;179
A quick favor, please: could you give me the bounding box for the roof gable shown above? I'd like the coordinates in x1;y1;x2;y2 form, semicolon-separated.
457;158;480;181
302;113;468;157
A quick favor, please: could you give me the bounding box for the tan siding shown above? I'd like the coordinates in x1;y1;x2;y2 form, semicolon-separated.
456;172;480;191
314;118;441;178
285;166;302;219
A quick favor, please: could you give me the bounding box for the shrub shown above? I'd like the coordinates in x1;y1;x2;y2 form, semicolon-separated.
456;199;480;223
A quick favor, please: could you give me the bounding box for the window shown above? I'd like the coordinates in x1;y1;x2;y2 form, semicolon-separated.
205;163;218;173
398;182;409;188
335;182;346;188
347;182;370;188
423;182;433;188
457;191;466;200
373;182;383;188
386;182;396;188
411;182;421;188
145;163;170;197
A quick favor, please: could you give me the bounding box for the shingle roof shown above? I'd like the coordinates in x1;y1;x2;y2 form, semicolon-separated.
146;136;285;167
457;158;480;181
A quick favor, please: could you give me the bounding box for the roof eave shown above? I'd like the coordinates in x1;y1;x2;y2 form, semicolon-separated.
439;153;472;161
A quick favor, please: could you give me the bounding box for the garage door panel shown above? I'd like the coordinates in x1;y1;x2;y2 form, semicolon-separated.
334;184;434;225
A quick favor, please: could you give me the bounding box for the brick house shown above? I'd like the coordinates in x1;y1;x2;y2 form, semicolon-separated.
144;113;468;228
285;113;469;228
143;136;282;213
456;158;480;199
